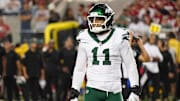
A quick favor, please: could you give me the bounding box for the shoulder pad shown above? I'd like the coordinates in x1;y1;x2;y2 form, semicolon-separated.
122;32;129;40
114;27;129;40
76;29;89;42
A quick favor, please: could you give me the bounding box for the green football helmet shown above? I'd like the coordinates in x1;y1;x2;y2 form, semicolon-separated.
87;3;115;33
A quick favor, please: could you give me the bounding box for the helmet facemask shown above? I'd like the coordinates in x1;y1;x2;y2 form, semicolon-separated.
87;15;106;33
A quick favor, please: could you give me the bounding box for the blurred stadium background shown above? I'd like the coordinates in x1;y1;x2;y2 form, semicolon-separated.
0;0;179;101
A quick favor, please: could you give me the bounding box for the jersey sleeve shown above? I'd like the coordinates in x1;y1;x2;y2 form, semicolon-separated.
119;40;139;87
72;42;87;91
121;30;130;40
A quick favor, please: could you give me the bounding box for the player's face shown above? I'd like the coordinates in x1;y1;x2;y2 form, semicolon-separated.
90;17;105;27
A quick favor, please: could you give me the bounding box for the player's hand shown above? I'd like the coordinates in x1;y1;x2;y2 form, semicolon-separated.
127;86;141;101
127;92;139;101
70;88;80;99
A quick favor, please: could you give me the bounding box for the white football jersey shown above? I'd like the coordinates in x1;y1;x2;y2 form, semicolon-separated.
72;27;138;93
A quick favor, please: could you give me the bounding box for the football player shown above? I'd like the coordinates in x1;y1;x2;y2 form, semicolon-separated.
70;3;140;101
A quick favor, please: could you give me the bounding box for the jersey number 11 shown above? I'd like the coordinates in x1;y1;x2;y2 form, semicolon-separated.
92;47;111;65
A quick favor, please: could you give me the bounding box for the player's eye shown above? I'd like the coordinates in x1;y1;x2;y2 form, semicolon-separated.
96;17;105;21
88;17;105;23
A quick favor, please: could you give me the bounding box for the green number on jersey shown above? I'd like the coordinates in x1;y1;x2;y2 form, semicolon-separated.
103;48;111;65
91;47;111;65
92;47;100;65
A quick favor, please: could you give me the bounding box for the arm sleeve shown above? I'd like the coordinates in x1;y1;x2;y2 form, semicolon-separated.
168;52;176;73
40;54;44;69
59;50;65;67
21;53;27;67
72;43;87;91
120;40;139;87
156;47;163;62
14;52;20;61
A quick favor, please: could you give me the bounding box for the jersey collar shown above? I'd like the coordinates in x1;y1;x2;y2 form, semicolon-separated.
88;28;115;45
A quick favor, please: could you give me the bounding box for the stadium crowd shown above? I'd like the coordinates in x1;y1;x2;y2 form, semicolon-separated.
0;0;179;101
116;0;180;101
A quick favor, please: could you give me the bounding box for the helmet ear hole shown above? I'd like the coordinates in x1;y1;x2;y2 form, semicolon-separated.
106;15;113;28
102;25;105;29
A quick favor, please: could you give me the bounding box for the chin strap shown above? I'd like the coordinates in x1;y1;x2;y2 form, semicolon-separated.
92;30;110;35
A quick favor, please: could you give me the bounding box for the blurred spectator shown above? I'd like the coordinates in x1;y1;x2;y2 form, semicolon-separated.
0;0;9;15
77;4;88;29
128;17;142;33
152;9;163;24
143;34;163;101
177;0;180;15
30;0;38;16
47;0;60;5
156;1;169;15
139;16;152;34
168;32;180;100
48;3;60;24
63;7;76;21
122;32;150;100
0;44;4;75
33;3;49;33
59;36;76;101
128;17;139;30
157;39;175;101
163;0;175;11
161;16;172;29
20;2;32;42
116;8;130;28
36;39;44;52
128;3;139;17
174;16;180;40
4;0;21;15
43;40;60;101
168;32;180;65
129;32;150;68
125;0;179;36
138;2;155;20
2;40;21;101
22;38;45;101
0;16;11;41
20;2;32;31
167;39;177;101
168;8;177;27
